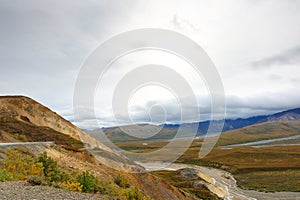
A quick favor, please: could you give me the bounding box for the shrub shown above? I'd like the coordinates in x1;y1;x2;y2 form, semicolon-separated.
114;173;130;188
77;171;98;193
61;181;83;192
51;182;60;188
0;169;17;182
36;152;68;182
122;187;144;200
4;149;43;180
27;175;43;185
101;182;120;196
16;135;27;142
1;150;149;199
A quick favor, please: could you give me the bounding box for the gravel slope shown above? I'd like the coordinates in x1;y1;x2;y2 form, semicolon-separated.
0;182;104;200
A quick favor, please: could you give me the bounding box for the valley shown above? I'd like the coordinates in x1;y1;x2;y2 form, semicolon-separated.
150;163;300;200
1;95;300;199
2;1;300;199
114;120;300;199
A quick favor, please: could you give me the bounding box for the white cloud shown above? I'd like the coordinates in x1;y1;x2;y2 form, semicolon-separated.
1;0;300;128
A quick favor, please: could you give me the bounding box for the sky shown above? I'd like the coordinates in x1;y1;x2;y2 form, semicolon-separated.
0;0;300;129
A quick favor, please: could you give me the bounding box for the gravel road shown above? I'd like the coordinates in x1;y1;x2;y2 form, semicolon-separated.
0;181;104;200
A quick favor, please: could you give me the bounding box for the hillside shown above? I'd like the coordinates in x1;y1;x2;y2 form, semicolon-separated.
215;120;300;147
176;120;300;192
0;95;190;200
91;124;178;143
0;96;111;151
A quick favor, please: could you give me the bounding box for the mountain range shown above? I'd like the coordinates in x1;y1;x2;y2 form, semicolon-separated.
96;107;300;143
174;107;300;133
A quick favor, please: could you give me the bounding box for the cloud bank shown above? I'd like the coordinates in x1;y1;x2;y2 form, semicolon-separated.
0;0;300;128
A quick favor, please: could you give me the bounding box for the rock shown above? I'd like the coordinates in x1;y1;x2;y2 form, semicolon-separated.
180;168;198;180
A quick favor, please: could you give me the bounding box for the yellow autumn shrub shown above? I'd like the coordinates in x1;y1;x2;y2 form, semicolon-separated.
4;149;43;180
61;181;83;192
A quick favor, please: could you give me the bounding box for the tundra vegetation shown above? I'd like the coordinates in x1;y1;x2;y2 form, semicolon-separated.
0;149;149;200
117;121;300;192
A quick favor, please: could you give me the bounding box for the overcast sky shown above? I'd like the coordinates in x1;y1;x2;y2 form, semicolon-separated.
1;0;300;128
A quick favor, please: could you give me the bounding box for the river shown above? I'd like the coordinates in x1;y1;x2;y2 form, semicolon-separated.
137;162;300;200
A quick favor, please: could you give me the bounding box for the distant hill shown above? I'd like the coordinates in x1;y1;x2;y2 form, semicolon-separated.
96;107;300;143
216;120;300;147
90;124;178;143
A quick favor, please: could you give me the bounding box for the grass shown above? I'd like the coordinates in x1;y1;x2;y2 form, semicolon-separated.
176;145;300;192
215;121;300;147
235;170;300;192
178;145;300;171
151;170;220;200
115;121;300;192
100;126;177;143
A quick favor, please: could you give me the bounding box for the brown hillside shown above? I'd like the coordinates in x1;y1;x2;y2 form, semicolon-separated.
0;95;191;199
0;96;111;151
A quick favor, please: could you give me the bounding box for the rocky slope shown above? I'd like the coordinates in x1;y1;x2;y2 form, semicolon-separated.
0;96;142;172
0;96;110;151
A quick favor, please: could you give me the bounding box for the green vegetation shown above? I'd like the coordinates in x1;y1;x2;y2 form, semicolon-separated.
235;170;300;192
114;173;130;188
2;149;43;180
0;149;150;199
0;149;68;185
36;152;68;183
116;121;300;193
77;171;99;193
121;187;145;200
102;127;177;143
176;145;300;192
152;170;220;200
76;171;147;199
215;121;300;146
27;175;43;186
0;169;17;182
177;142;300;192
60;181;82;192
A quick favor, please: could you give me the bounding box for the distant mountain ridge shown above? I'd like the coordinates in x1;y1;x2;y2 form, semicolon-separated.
97;107;300;143
268;108;300;121
163;107;300;134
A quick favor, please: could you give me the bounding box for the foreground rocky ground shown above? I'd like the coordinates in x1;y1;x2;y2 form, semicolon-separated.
0;181;103;200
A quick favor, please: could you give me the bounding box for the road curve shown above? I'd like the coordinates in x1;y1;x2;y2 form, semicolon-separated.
0;141;54;146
